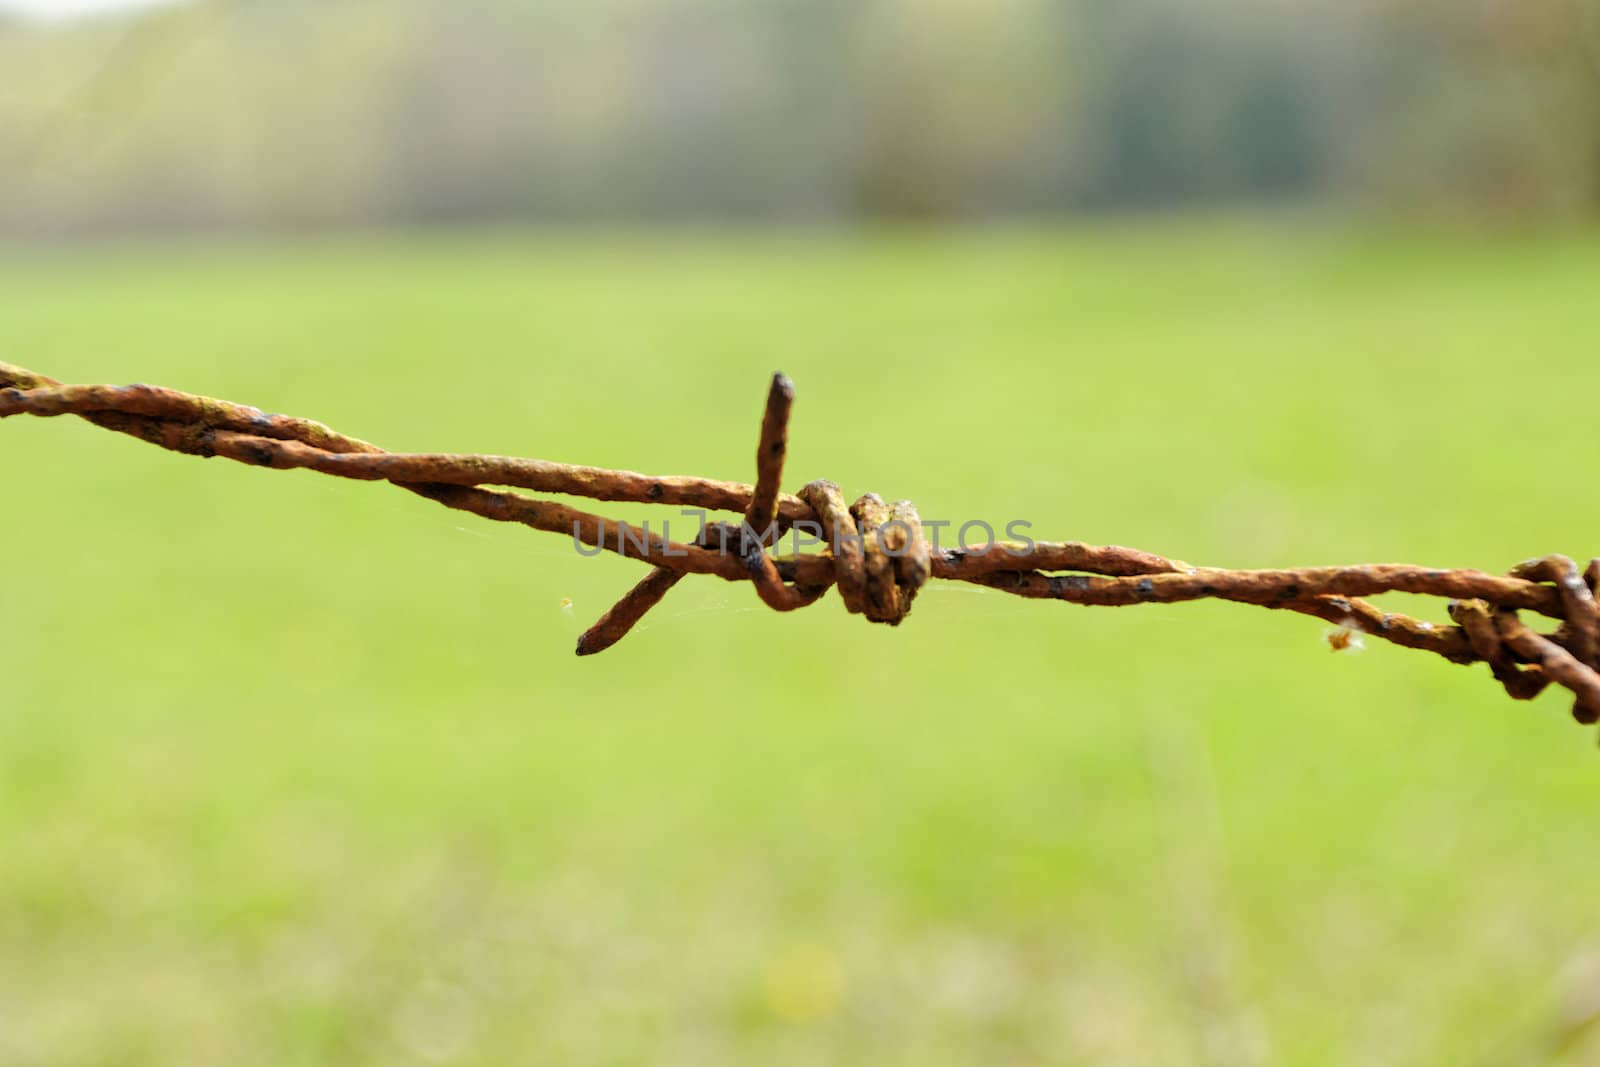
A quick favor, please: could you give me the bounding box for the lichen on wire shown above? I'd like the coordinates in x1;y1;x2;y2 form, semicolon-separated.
4;360;1599;733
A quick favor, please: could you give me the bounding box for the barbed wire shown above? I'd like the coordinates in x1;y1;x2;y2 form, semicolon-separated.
5;360;1599;733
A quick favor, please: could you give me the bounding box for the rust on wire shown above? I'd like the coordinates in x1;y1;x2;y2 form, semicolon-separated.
4;360;1599;734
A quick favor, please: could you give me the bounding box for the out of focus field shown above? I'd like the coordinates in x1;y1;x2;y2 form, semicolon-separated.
4;222;1600;1065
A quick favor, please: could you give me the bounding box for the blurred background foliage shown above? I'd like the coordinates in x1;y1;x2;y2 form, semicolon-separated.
3;0;1600;234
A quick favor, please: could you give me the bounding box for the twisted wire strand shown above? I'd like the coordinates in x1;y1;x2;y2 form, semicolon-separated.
4;361;1598;731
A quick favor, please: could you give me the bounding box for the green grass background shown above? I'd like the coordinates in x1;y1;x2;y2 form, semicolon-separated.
4;221;1600;1065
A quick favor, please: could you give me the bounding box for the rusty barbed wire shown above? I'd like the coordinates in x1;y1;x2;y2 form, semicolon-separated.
4;360;1599;732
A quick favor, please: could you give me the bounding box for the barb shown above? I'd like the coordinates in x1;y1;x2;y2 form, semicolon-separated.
4;361;1598;735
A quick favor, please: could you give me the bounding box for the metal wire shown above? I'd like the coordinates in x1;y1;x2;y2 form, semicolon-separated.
5;360;1598;730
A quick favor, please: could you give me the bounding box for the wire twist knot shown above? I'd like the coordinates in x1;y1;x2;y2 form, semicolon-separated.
1447;556;1600;724
797;481;928;625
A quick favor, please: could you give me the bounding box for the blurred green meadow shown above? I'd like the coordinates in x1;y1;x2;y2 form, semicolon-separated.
5;221;1600;1066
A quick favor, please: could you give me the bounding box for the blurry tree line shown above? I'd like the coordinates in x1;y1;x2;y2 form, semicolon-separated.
1;0;1598;234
